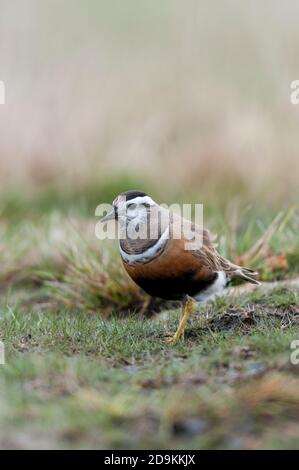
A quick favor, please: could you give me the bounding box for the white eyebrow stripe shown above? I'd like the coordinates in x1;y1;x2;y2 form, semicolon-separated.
119;227;169;264
126;196;155;206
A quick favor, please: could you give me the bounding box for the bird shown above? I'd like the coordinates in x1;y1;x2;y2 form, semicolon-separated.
101;190;260;344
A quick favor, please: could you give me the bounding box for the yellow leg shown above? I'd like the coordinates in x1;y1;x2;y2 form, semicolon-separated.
179;305;185;340
139;295;151;316
166;296;196;345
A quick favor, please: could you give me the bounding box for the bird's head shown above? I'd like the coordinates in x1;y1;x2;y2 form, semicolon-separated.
100;190;157;224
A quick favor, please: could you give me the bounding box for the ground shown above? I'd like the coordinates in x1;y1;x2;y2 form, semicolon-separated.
1;285;299;449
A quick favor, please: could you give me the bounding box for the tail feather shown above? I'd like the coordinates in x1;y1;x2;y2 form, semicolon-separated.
217;254;260;284
233;268;261;285
207;252;260;285
241;267;258;275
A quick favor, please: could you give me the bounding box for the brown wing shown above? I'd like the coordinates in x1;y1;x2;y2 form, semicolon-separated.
188;221;260;285
169;213;222;271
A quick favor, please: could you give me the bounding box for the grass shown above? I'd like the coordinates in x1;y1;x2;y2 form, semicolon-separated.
1;261;299;449
0;180;299;449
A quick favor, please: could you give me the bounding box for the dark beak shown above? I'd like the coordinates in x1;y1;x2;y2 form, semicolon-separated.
100;208;116;223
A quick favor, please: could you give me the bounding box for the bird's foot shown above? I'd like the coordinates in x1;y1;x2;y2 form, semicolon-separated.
165;296;195;345
165;332;182;345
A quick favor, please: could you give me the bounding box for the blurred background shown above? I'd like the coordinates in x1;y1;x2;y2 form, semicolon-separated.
1;1;299;450
1;0;299;212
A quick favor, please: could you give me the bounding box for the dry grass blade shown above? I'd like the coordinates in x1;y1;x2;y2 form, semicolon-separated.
238;209;295;265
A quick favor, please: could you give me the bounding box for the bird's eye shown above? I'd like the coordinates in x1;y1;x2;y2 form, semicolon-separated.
127;203;137;210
